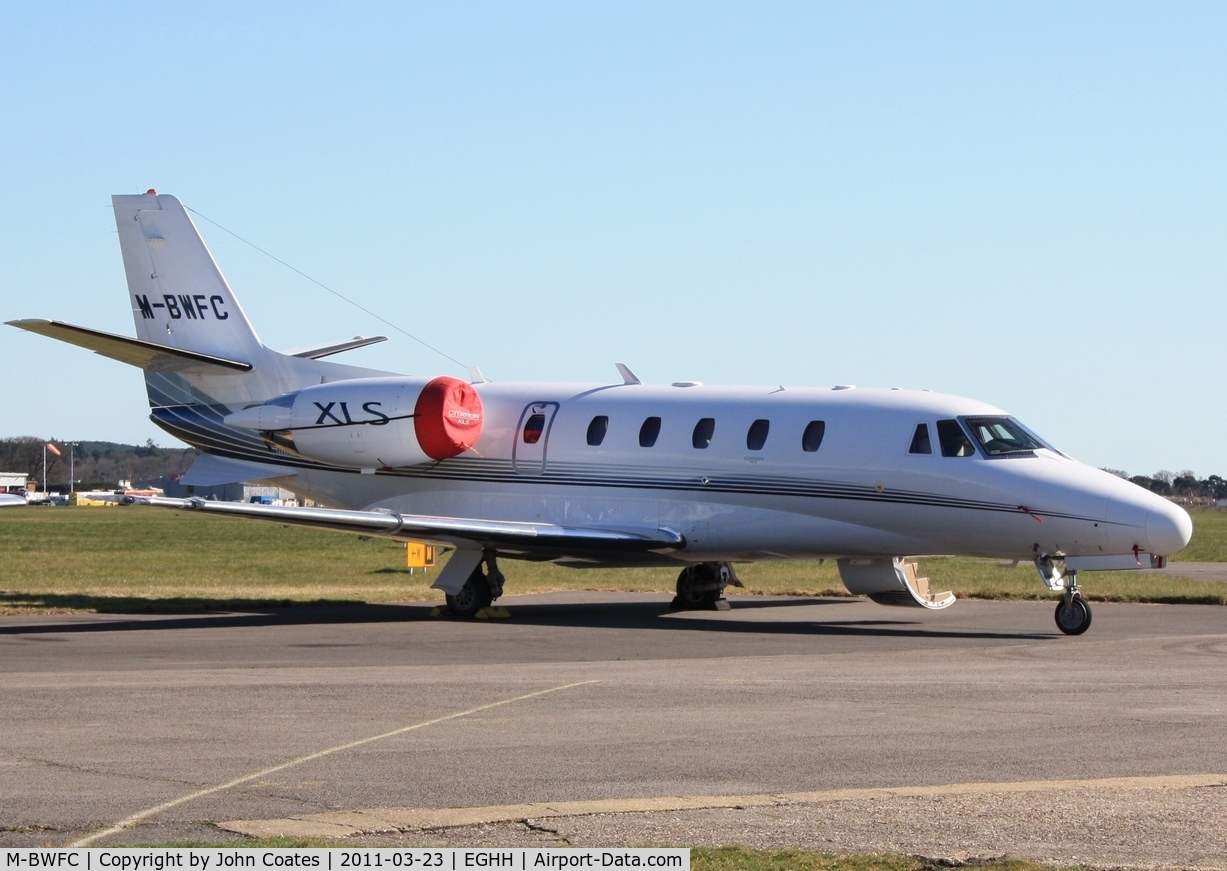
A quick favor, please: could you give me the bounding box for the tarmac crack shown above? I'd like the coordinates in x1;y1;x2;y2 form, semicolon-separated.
521;818;561;836
17;752;207;791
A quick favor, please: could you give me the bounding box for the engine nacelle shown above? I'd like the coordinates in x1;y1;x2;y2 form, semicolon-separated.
225;375;483;468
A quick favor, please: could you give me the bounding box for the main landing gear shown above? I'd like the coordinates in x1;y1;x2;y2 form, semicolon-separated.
443;556;741;617
445;554;506;618
671;562;742;611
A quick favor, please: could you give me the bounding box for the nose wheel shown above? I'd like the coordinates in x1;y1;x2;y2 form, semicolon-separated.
1055;590;1092;635
1037;559;1094;636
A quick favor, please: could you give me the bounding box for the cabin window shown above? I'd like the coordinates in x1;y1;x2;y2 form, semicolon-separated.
586;415;609;446
522;413;546;445
964;416;1043;456
937;419;975;457
692;418;715;449
746;419;770;451
639;416;661;448
909;423;932;454
801;420;826;452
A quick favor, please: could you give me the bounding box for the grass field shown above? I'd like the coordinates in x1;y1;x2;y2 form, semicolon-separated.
1170;506;1227;561
1;506;1224;615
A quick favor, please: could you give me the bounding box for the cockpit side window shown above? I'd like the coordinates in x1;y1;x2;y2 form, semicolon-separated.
936;419;975;457
964;416;1044;456
909;423;932;455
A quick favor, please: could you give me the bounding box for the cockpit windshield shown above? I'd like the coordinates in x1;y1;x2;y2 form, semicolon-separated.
963;416;1047;456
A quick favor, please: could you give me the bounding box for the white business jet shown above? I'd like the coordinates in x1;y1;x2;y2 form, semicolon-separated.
7;192;1192;634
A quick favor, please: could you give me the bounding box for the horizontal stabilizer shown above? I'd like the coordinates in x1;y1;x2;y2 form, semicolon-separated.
6;320;251;373
286;336;388;360
122;495;686;557
179;453;298;487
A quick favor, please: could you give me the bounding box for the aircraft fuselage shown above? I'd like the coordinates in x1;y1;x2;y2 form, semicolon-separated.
256;379;1190;567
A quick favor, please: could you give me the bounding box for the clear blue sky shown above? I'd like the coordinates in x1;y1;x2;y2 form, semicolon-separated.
1;2;1223;478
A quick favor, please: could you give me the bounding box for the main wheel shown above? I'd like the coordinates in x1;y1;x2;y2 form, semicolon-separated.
675;565;721;609
1054;594;1092;635
446;574;493;617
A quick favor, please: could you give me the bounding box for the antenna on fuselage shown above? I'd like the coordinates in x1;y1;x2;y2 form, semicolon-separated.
615;363;642;385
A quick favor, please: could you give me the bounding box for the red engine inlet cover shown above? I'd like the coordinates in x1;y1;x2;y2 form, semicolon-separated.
413;376;484;460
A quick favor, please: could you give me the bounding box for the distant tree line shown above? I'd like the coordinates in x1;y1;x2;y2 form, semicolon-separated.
3;434;1223;501
1103;468;1227;500
0;437;197;491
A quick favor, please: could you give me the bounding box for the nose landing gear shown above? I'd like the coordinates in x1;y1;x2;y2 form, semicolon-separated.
1035;555;1093;635
1055;585;1093;636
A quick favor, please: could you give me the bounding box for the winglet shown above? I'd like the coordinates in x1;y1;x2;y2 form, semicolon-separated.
615;363;641;385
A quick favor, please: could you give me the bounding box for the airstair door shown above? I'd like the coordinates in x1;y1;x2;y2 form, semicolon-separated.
513;402;559;475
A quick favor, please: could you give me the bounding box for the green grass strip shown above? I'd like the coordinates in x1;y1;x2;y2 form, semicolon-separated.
1;507;1223;615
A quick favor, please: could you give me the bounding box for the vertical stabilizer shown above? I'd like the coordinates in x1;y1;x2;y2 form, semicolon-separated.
114;192;264;362
10;191;397;472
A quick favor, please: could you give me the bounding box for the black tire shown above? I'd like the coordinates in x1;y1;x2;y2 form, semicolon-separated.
674;565;720;609
446;575;493;617
1054;594;1092;635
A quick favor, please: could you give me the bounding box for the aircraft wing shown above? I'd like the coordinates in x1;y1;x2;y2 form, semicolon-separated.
0;494;26;508
121;495;686;559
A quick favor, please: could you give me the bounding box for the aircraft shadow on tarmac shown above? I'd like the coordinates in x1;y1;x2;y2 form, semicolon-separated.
0;591;1054;641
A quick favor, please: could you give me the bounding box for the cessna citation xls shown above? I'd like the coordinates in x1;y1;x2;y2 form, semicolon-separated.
8;192;1192;635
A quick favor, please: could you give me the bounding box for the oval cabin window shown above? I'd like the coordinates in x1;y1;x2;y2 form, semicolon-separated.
692;418;715;449
801;420;825;452
639;416;661;448
746;419;770;451
586;415;609;446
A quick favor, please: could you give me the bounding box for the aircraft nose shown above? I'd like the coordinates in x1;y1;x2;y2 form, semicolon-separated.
1147;500;1193;555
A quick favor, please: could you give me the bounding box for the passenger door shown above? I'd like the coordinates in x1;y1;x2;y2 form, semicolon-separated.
513;401;559;475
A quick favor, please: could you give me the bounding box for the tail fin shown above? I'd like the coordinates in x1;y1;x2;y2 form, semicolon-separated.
11;191;396;467
106;192;393;463
114;192;265;362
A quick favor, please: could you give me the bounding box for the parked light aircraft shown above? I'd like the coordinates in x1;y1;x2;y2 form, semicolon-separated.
7;192;1193;634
